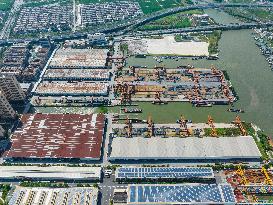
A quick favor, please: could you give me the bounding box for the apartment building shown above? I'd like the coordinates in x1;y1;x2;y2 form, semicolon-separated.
0;75;25;101
0;91;16;119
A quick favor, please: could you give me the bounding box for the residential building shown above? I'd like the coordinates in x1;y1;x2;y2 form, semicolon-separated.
0;75;25;101
0;91;16;119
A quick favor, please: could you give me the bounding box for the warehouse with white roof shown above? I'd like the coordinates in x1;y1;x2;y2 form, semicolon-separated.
0;166;101;182
109;136;261;161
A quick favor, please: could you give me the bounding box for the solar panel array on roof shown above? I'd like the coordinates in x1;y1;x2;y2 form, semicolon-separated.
116;167;214;179
128;184;236;204
4;113;105;160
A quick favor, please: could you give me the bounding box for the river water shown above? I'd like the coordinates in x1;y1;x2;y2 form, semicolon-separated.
125;9;273;134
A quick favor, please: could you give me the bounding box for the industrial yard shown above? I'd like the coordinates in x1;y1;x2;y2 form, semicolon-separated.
114;65;235;105
125;36;210;56
0;0;273;204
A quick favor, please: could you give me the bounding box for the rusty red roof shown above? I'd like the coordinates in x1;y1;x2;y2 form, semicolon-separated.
4;113;105;160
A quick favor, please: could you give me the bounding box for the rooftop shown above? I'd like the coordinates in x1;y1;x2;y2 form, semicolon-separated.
109;136;261;161
127;184;236;204
115;167;214;179
9;186;98;205
49;48;109;68
4;113;106;160
0;166;101;181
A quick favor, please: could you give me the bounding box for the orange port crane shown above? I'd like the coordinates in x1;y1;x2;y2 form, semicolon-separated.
155;91;161;102
125;116;133;138
261;166;273;185
119;84;133;105
179;115;190;137
146;115;154;137
234;116;247;136
207;115;217;137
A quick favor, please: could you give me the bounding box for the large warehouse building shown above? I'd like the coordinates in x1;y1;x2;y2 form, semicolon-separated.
9;186;98;205
0;166;101;182
4;113;106;161
109;136;261;162
127;184;236;204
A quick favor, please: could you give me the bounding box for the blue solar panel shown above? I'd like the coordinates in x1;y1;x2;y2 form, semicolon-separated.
117;167;214;179
128;184;235;204
220;185;236;203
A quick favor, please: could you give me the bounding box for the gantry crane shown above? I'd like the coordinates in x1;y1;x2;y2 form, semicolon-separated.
234;116;247;136
207;115;217;137
261;166;273;185
125;116;133;138
155;91;161;102
146;115;154;138
118;83;133;105
179;115;190;137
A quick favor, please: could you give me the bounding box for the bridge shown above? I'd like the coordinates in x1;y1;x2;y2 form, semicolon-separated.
127;22;273;36
100;2;273;35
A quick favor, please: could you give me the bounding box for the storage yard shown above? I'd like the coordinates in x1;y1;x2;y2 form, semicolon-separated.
114;65;235;105
35;82;109;96
43;68;111;81
125;36;209;56
9;187;98;205
4;113;106;161
224;167;273;203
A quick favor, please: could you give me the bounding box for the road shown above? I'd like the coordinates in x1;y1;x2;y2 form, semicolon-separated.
0;0;23;40
98;172;127;205
101;2;273;35
128;22;273;36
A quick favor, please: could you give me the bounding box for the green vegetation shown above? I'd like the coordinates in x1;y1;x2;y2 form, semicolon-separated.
215;0;257;2
0;0;14;11
105;164;121;170
97;106;108;114
243;122;271;161
24;0;71;7
198;31;222;55
225;8;273;22
208;31;221;55
0;184;11;205
77;0;184;14
20;181;69;188
138;10;204;31
204;127;241;137
174;34;183;42
92;183;99;188
120;43;128;55
257;195;273;202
